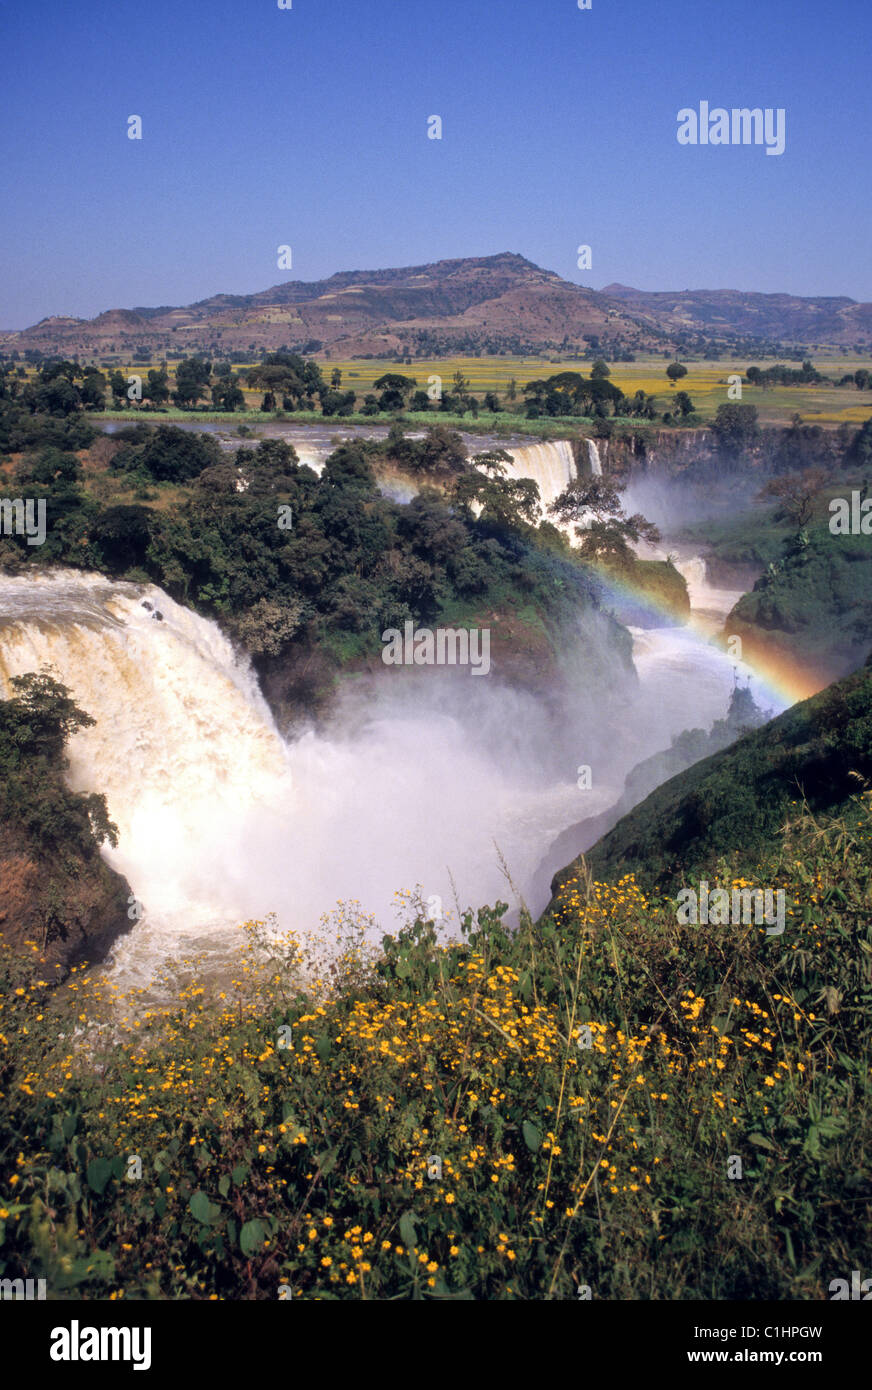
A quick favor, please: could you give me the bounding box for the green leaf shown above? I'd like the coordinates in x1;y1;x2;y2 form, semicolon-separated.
218;1174;230;1198
231;1164;249;1185
240;1218;265;1256
86;1156;113;1195
399;1211;417;1250
748;1133;776;1152
189;1190;221;1225
317;1148;339;1178
522;1120;541;1152
783;1227;797;1271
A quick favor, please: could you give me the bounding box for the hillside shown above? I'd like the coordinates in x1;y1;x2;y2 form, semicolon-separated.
4;254;651;361
548;652;872;906
2;663;869;1300
726;526;872;687
6;253;872;361
602;283;872;350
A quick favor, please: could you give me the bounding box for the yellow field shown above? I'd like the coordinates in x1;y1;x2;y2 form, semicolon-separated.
311;353;872;426
16;352;872;429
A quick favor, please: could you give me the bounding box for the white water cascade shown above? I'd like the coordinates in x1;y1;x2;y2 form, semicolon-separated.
585;439;603;476
0;573;291;971
627;551;778;729
0;570;621;986
671;555;747;637
503;440;576;511
0;555;787;991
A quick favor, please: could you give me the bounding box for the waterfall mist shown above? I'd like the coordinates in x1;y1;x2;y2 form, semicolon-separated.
0;546;779;988
0;571;633;984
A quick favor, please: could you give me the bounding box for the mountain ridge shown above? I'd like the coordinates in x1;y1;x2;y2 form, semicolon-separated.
4;252;871;358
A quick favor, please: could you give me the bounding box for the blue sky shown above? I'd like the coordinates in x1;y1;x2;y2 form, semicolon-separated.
2;0;870;326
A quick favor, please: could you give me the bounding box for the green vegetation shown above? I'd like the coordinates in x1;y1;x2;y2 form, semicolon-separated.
711;462;872;683
9;347;872;432
0;674;117;863
0;387;624;691
0;675;124;960
558;655;872;894
1;364;870;1302
1;693;869;1298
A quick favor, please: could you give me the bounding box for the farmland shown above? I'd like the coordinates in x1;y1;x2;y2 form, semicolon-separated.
12;351;867;436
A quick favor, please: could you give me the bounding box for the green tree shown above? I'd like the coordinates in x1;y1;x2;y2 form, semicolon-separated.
211;376;245;412
549;475;660;567
849;416;872;467
173;357;212;408
666;361;688;384
139;424;222;481
711;402;760;459
109;370;128;406
453;449;541;531
145;368;170;406
80;370;106;410
373;373;417;411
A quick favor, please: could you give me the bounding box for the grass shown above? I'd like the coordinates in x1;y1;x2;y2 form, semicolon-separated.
41;348;872;432
1;793;868;1301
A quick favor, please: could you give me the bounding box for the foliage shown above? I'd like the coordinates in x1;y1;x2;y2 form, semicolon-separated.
0;674;118;864
1;786;868;1299
549;475;660;568
0;402;617;676
712;403;761;459
580;657;872;891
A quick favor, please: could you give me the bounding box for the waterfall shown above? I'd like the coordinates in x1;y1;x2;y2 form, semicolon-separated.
0;559;786;986
0;569;627;985
586;439;603;476
674;556;709;596
0;572;290;974
669;553;745;635
502;440;576;512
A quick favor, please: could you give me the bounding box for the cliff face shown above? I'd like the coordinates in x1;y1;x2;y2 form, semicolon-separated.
576;429;717;480
577;423;847;483
256;595;636;735
0;823;132;972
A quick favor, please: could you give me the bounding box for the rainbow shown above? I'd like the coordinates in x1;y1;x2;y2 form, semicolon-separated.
591;561;826;712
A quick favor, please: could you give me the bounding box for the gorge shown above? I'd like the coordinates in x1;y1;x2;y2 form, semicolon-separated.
0;533;776;992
